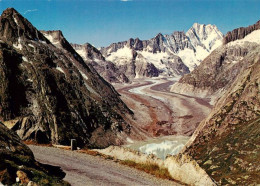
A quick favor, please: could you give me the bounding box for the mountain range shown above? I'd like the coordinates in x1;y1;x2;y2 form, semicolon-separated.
72;23;223;83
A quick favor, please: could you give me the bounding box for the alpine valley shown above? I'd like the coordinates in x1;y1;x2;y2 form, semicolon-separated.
0;6;259;186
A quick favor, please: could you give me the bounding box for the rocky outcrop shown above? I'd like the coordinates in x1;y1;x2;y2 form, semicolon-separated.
0;8;133;148
96;146;215;185
223;20;260;44
0;122;67;185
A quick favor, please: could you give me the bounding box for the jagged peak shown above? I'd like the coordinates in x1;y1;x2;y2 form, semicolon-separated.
1;7;19;16
0;8;48;44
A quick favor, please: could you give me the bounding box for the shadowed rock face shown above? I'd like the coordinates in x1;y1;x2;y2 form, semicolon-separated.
181;22;260;185
0;8;133;148
0;122;68;185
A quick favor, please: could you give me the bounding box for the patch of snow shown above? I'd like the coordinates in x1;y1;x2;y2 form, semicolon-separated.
138;51;169;70
126;137;134;144
75;49;87;60
43;33;60;46
177;48;198;71
13;38;23;50
13;16;19;26
28;44;35;48
22;56;33;64
106;46;133;64
56;67;65;74
195;46;210;61
78;69;88;80
22;56;28;62
228;29;260;46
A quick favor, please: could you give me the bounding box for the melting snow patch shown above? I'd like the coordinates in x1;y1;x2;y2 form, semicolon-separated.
22;56;28;62
126;137;134;144
75;49;87;60
228;29;260;46
107;46;133;64
13;38;23;50
56;67;65;74
13;16;19;26
78;69;89;80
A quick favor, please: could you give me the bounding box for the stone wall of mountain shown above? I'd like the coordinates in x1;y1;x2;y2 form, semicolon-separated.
178;21;260;185
0;8;133;148
223;20;260;44
0;122;67;185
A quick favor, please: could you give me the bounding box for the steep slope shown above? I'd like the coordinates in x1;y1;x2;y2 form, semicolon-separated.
96;23;223;81
171;20;260;104
179;22;260;185
0;122;67;185
0;8;133;148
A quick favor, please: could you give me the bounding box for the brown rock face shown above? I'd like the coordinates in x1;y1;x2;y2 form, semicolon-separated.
223;20;260;44
182;30;260;184
0;8;133;148
0;122;67;185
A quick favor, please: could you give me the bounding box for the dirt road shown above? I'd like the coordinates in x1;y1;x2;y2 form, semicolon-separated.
29;145;180;186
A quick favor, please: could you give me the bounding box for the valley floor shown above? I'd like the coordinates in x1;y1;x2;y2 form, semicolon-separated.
29;145;180;186
114;78;212;138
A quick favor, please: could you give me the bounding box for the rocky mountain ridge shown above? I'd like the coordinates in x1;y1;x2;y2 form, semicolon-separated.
0;8;133;148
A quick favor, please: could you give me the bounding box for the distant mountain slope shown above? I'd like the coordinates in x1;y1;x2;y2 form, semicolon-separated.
71;43;129;83
0;122;67;185
171;20;260;104
180;21;260;185
0;8;133;148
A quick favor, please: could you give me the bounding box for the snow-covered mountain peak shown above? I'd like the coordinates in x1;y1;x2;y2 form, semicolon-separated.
186;23;223;54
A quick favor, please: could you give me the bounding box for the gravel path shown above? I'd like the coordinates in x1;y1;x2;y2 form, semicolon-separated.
29;145;180;186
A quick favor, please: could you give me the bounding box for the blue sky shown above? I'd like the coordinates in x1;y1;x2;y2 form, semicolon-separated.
0;0;259;47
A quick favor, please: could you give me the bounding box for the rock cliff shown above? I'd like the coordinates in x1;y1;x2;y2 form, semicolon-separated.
0;8;133;148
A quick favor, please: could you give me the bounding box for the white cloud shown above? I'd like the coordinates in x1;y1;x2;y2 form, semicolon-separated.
23;9;38;15
120;0;133;2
